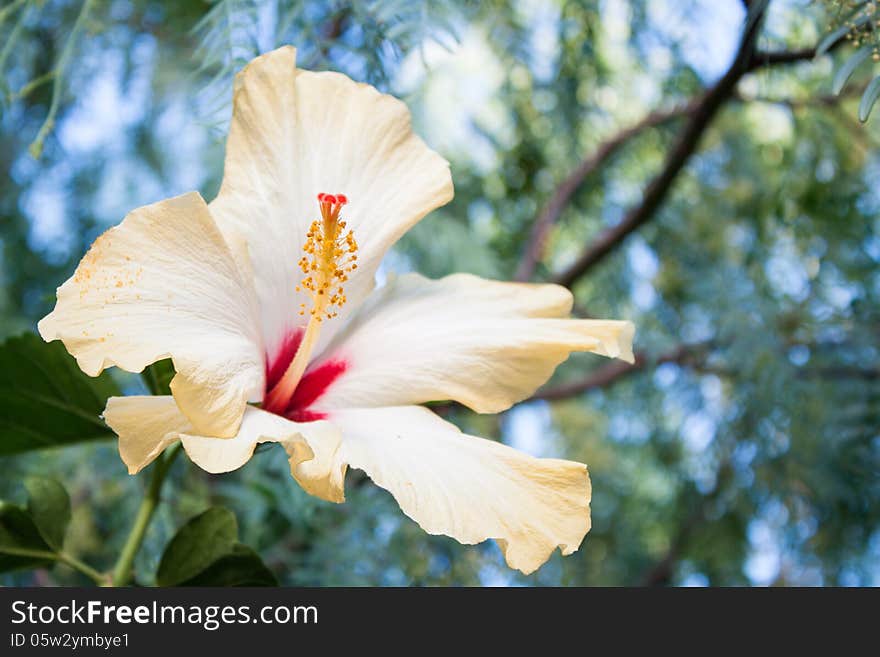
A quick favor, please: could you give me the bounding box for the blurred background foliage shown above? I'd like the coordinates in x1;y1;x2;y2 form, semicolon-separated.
0;0;878;586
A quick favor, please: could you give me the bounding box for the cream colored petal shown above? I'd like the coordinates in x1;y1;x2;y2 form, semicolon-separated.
326;406;591;574
209;46;454;362
312;273;634;414
39;192;264;437
283;424;347;503
178;405;340;478
103;396;343;485
104;396;188;474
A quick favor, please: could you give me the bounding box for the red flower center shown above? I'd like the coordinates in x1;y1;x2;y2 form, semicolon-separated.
263;328;347;421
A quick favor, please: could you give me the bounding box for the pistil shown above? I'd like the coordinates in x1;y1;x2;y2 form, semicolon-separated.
264;194;357;413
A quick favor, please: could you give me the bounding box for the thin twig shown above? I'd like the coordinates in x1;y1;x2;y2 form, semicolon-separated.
13;71;56;102
0;0;26;30
0;1;29;100
29;0;96;159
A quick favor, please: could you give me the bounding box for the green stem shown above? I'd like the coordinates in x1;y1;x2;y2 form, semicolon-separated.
14;71;55;102
110;444;182;587
0;546;106;585
29;0;96;159
58;551;107;584
0;1;27;79
0;0;27;30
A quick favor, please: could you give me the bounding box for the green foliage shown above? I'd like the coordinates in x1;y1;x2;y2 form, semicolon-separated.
831;46;872;95
0;503;55;573
818;25;855;57
28;0;96;159
143;359;175;397
186;0;466;127
0;477;70;573
858;75;880;119
178;545;277;586
0;334;119;456
157;507;276;587
820;1;880;121
23;476;71;551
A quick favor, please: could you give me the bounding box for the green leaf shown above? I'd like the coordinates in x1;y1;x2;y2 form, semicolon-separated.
0;479;71;572
177;544;277;586
0;333;120;456
817;11;872;57
832;46;872;95
142;358;175;396
0;501;53;573
156;507;240;586
157;507;277;587
24;477;71;551
817;25;853;58
858;75;880;121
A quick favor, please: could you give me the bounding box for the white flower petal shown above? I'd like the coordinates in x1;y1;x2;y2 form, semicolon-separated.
103;396;188;474
179;409;341;478
327;405;592;574
209;46;454;362
103;396;342;484
312;273;635;414
39;192;264;437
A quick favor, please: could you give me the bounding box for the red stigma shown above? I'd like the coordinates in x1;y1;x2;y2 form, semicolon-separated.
316;192;348;206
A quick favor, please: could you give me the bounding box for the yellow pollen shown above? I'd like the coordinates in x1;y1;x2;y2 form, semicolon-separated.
296;194;358;321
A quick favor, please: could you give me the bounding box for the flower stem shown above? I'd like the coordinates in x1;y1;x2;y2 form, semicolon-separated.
110;443;182;586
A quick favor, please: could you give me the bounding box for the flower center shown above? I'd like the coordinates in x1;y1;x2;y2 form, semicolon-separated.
264;193;357;413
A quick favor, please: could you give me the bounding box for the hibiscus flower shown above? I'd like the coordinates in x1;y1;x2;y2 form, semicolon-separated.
38;47;634;574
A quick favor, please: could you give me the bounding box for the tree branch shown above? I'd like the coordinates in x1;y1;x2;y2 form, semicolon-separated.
746;10;857;69
532;342;709;401
748;47;819;68
550;10;768;288
538;13;851;290
514;100;696;282
432;341;709;411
